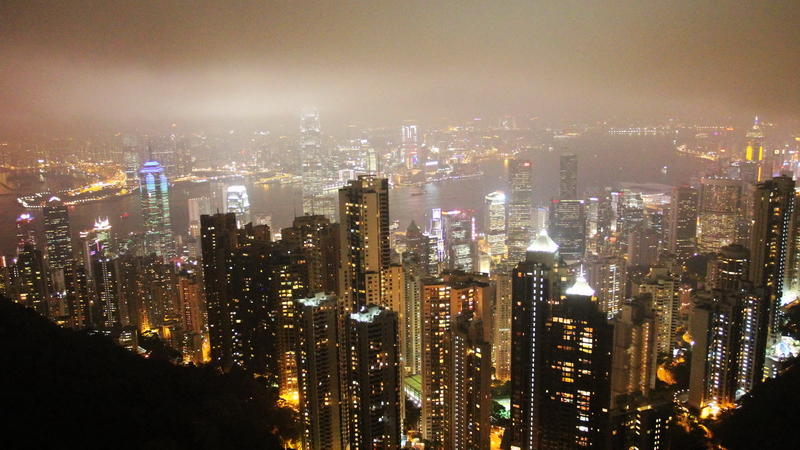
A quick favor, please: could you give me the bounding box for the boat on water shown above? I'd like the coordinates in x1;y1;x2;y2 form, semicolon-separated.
411;191;426;196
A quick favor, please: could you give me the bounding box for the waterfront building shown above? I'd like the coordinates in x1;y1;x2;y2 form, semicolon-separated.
139;161;173;258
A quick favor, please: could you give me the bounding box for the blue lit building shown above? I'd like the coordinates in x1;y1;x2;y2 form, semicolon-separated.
139;161;173;258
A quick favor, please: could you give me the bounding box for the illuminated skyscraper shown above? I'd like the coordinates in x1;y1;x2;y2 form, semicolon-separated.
139;161;173;258
338;175;390;311
225;185;251;229
43;197;73;270
492;271;513;381
633;268;680;356
295;293;346;450
442;209;476;272
507;160;533;263
347;305;401;449
187;197;212;259
745;118;766;181
533;277;613;449
508;232;562;450
667;186;699;260
15;213;35;253
750;176;795;347
559;153;578;200
698;177;747;253
549;198;586;262
585;254;627;319
485;191;507;260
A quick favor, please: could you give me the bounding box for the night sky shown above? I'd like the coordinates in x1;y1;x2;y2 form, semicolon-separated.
2;1;799;131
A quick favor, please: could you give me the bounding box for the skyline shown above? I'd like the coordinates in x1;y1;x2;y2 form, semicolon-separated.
2;2;800;133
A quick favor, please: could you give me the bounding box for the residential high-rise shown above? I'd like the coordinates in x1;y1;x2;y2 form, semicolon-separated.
706;244;749;292
559;153;578;200
347;305;401;449
549;198;586;262
750;176;798;353
200;213;239;371
139;161;173;258
295;293;345;450
282;215;340;296
689;288;767;415
43;197;72;270
447;315;492;449
611;296;658;406
492;271;513;381
628;226;660;267
485;191;507;260
633;268;681;357
667;186;699;260
338;175;390;311
226;185;251;229
507;160;533;263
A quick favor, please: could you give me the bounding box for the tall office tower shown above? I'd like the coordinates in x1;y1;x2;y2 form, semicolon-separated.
559;153;578;200
442;209;476;272
689;288;767;415
295;294;346;450
429;208;445;274
508;232;563;450
43;197;72;270
667;186;699;259
492;270;513;381
187;197;213;259
485;191;507;260
616;193;645;253
85;219;121;327
402;124;419;169
745;118;765;181
549;198;586;262
338;175;390;311
15;213;35;253
534;277;614;449
403;264;424;375
587;197;600;237
200;213;239;371
633;268;681;357
282;215;340;296
585;254;628;319
405;220;429;264
301;108;325;200
420;276;491;443
507;160;533;263
628;227;660;267
611;296;658;406
225;185;251;229
447;315;492;449
706;244;749;291
698;177;746;253
750;176;796;348
347;306;401;449
139;161;173;258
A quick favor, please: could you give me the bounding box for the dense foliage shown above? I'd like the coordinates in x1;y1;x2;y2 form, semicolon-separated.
0;297;297;449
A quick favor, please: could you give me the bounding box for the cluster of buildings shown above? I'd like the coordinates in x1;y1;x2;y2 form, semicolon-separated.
4;115;800;449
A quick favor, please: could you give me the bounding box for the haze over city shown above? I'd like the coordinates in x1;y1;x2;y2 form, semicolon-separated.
2;1;800;133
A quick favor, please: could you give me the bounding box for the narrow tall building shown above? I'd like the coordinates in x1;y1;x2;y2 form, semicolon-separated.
43;196;73;270
698;177;746;253
507;160;533;263
667;186;698;260
338;175;390;311
347;305;401;449
750;176;795;346
508;232;563;449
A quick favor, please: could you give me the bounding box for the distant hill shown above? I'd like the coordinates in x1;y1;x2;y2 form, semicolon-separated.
0;297;296;449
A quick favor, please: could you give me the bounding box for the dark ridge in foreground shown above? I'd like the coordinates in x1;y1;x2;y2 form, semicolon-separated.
714;363;800;450
0;297;295;450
